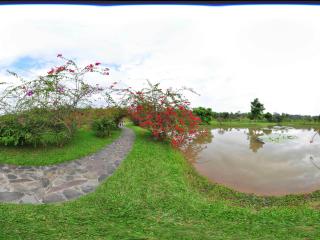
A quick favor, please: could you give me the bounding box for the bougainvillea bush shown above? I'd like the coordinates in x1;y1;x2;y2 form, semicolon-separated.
0;54;115;147
124;80;204;147
0;54;112;114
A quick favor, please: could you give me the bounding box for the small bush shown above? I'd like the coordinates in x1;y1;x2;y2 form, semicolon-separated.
0;110;76;147
91;117;117;138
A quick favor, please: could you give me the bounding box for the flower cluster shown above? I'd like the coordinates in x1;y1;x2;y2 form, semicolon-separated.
125;80;203;147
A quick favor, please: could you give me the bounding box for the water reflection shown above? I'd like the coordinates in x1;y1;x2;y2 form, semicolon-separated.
184;126;320;196
247;128;265;153
181;128;214;162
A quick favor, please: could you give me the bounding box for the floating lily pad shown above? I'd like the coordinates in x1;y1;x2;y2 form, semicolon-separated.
257;133;298;143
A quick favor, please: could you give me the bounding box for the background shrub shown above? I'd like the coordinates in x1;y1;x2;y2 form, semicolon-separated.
91;117;117;138
0;109;76;147
71;107;127;129
192;107;214;124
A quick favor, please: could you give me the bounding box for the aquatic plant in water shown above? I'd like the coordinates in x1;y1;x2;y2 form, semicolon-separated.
257;133;298;143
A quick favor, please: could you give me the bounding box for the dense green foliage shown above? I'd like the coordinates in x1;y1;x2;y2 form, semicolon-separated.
0;109;76;147
1;126;320;239
91;117;117;137
264;112;273;122
208;111;320;124
192;107;214;124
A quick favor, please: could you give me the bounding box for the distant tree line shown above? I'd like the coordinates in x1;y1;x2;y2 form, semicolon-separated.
193;98;320;124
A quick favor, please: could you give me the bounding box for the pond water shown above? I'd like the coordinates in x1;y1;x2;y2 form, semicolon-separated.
183;126;320;196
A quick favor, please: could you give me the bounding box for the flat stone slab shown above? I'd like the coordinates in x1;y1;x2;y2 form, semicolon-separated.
0;128;135;204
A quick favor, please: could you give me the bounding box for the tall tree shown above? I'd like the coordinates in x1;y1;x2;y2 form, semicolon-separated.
250;98;265;120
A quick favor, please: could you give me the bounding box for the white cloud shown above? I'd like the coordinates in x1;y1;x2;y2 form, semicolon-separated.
0;4;319;115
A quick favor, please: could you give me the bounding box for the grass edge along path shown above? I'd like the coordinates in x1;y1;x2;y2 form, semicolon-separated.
0;126;320;239
0;129;121;166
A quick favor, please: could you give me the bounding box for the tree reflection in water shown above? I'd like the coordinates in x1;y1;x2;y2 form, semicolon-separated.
305;128;320;171
182;126;319;159
310;128;320;144
246;128;266;153
180;128;214;162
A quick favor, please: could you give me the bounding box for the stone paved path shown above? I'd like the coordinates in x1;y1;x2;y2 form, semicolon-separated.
0;128;135;204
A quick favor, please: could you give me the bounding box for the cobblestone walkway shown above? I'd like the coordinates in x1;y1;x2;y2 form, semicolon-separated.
0;128;135;204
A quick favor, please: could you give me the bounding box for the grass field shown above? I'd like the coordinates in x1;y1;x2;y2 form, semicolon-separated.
1;126;320;239
0;129;121;166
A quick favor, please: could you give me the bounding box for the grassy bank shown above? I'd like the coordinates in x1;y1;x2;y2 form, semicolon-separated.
0;129;121;166
1;126;320;239
210;119;320;128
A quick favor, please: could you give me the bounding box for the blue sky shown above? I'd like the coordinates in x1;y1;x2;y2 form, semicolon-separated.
9;56;48;72
0;4;319;115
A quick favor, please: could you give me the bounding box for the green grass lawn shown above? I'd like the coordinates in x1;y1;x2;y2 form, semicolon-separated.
1;126;320;239
0;129;121;166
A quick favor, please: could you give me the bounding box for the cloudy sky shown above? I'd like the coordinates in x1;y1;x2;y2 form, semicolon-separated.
0;4;319;115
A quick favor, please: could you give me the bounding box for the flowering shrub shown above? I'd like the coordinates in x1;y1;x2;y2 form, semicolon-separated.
0;54;116;147
0;54;204;149
124;80;203;147
0;54;113;114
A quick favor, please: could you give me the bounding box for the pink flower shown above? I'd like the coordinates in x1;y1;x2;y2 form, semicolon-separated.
26;90;34;96
57;87;64;93
47;68;55;75
95;62;101;66
85;64;94;72
55;66;66;73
